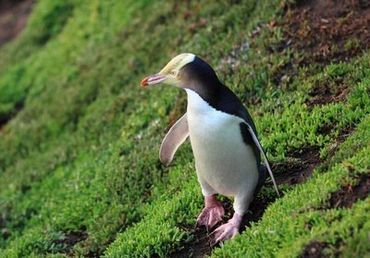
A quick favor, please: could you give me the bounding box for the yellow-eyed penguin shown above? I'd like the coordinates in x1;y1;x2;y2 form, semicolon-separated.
141;53;279;243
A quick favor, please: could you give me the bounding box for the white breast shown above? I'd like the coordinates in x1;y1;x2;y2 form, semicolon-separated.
185;89;258;197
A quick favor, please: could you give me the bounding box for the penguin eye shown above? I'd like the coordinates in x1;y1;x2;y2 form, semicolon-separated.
170;70;177;76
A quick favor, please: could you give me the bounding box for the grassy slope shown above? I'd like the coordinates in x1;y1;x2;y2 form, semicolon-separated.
0;0;368;257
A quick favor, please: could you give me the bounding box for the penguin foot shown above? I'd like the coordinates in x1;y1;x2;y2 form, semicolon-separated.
211;213;242;245
196;195;224;230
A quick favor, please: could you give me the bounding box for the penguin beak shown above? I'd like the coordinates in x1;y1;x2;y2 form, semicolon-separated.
140;74;167;87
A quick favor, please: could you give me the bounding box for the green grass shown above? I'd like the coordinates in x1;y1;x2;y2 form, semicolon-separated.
0;0;369;257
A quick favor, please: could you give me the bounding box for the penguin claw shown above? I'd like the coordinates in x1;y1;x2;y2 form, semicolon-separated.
196;205;224;230
210;213;243;245
211;221;239;245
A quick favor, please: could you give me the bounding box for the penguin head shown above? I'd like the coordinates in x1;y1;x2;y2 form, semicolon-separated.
141;53;220;92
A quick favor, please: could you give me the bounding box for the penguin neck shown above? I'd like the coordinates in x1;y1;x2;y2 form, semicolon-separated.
185;89;223;116
183;79;224;111
185;89;213;114
184;82;249;127
179;56;223;106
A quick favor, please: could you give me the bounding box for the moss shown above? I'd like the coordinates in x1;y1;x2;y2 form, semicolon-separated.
0;0;368;257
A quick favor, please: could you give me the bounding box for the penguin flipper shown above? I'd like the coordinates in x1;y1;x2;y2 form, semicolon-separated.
159;113;189;166
242;121;280;196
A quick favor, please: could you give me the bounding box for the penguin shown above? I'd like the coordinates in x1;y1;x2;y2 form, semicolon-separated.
141;53;279;243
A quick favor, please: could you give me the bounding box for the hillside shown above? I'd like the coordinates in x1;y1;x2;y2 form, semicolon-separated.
0;0;369;257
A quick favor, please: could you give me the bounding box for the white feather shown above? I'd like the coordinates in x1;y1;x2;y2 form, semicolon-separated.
185;89;259;205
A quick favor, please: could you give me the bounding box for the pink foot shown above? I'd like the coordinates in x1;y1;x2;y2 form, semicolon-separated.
211;213;242;245
196;195;225;230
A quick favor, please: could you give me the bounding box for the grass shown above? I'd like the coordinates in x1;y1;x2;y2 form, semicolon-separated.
0;0;369;257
